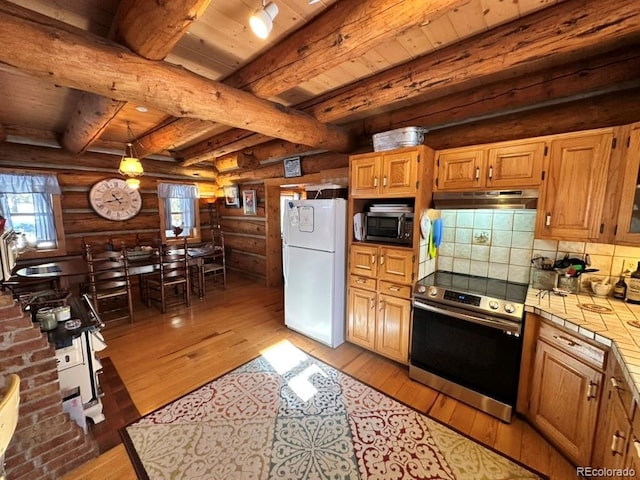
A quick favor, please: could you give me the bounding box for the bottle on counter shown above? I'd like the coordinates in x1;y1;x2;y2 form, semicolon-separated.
613;274;627;299
626;261;640;304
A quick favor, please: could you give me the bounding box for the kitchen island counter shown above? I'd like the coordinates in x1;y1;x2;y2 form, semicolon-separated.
525;288;640;405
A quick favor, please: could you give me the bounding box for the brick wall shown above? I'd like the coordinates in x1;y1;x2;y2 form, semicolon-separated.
0;292;98;479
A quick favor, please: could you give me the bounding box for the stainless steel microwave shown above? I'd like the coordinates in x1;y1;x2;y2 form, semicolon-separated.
365;212;413;245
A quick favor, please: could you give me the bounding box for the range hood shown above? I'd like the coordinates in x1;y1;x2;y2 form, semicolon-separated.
433;189;539;210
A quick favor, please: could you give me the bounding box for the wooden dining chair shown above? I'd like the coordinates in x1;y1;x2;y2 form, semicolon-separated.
144;238;191;313
0;374;20;480
193;227;226;299
84;242;134;324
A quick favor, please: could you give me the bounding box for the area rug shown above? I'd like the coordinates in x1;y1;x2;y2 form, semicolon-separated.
121;341;543;479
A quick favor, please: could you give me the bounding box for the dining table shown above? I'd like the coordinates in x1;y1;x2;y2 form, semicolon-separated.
14;247;214;291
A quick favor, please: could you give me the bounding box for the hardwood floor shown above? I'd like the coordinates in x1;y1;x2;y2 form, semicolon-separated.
62;272;577;480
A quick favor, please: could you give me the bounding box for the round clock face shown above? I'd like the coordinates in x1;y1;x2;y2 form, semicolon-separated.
89;178;142;221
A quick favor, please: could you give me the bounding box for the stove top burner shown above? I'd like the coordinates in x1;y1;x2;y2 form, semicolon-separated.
415;271;528;304
413;271;528;322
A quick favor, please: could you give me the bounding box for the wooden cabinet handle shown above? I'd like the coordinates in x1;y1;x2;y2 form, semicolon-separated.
356;278;366;284
379;299;385;311
475;167;480;180
370;298;375;309
370;254;376;264
380;255;385;265
610;377;622;390
373;176;378;187
586;381;598;401
545;212;551;227
553;334;579;347
383;176;387;187
634;439;640;459
488;166;493;179
388;286;400;292
610;432;625;456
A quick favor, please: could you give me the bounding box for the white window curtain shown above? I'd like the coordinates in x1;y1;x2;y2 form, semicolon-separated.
158;183;199;229
0;173;60;242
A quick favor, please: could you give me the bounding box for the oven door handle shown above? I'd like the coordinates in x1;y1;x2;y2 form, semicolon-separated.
413;300;521;336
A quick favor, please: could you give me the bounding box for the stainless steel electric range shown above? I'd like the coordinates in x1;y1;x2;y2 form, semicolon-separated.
410;271;529;422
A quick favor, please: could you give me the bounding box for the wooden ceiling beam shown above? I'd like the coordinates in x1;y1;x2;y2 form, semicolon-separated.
0;124;5;143
424;87;640;149
180;132;271;166
60;0;212;155
183;0;640;165
303;0;640;124
138;0;469;159
0;2;354;153
202;45;640;166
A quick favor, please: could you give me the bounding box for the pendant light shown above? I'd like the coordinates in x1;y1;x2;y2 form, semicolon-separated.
250;1;279;39
118;123;144;189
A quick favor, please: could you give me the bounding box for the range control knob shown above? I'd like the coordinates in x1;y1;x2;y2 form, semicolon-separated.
488;300;500;310
428;287;439;297
504;303;516;314
417;285;426;294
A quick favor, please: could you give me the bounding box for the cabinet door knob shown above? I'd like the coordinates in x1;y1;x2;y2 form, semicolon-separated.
370;298;375;309
383;176;387;187
545;213;551;227
553;334;579;347
388;286;400;292
373;176;378;187
610;377;622;390
370;254;376;264
356;278;366;284
488;166;493;179
475;167;480;180
379;299;385;311
380;255;385;265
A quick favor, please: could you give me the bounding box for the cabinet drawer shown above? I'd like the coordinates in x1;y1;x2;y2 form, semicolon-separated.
539;322;607;369
349;275;376;290
378;280;411;298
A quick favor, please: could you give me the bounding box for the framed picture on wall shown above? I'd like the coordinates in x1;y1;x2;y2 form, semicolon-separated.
243;190;257;215
224;184;240;208
283;156;302;178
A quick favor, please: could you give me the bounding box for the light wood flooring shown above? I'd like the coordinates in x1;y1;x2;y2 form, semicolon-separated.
63;272;577;480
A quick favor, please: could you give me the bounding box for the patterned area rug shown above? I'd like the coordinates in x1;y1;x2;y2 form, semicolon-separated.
121;341;543;479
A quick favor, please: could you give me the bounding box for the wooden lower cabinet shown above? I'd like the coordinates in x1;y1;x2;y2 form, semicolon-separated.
529;337;604;465
347;286;411;364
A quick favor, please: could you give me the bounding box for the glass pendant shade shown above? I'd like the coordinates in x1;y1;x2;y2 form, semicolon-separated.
250;2;278;39
119;141;144;178
125;178;141;189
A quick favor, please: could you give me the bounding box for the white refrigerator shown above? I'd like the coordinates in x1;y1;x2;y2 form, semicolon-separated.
282;198;347;348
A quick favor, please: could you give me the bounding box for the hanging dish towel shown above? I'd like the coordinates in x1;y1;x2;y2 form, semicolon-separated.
428;223;437;259
433;218;443;248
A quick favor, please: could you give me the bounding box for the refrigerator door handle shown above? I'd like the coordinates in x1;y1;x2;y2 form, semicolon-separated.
283;246;288;285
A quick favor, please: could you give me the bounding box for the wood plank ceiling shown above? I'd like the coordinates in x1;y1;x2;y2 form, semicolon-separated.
0;0;639;180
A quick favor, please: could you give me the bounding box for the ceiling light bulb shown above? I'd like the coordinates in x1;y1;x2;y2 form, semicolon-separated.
250;2;279;39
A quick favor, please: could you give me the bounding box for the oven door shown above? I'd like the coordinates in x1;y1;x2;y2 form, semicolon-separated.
410;299;523;416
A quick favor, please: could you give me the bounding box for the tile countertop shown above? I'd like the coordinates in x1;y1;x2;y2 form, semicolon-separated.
525;288;640;406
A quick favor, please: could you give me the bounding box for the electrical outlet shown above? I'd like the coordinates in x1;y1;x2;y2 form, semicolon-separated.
625;259;638;273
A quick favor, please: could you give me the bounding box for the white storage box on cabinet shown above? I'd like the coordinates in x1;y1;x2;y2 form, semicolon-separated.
372;127;427;152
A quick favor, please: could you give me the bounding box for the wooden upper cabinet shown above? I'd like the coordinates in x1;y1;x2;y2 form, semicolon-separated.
486;141;546;188
435;147;484;190
350;148;420;197
350;156;380;197
435;140;545;191
536;130;613;241
615;127;640;245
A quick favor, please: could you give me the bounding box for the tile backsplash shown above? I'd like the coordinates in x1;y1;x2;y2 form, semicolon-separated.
431;209;640;286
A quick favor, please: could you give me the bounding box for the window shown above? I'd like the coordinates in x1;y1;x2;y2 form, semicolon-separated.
0;172;66;257
158;182;201;243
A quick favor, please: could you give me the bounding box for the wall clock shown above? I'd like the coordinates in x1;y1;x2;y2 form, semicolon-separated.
89;178;142;221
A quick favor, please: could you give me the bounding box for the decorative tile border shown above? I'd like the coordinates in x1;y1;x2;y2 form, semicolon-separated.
525;288;640;406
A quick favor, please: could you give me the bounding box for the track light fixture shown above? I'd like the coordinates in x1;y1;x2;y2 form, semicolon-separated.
250;1;279;39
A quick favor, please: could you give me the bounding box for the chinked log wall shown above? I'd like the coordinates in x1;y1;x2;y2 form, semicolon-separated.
0;143;350;283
